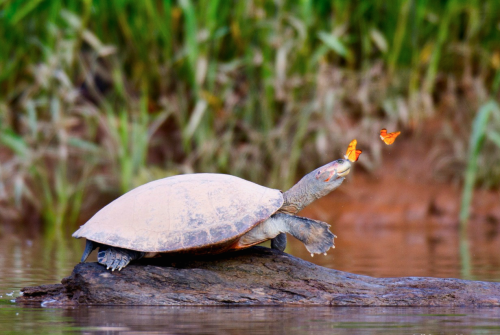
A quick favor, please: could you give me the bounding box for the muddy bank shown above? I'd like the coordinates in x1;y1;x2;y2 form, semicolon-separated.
18;247;500;307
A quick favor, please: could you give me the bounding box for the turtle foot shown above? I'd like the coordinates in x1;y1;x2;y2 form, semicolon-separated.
97;247;145;271
303;222;337;255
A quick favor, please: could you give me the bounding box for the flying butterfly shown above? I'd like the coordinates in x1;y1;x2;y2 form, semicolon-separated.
344;139;362;162
380;129;401;145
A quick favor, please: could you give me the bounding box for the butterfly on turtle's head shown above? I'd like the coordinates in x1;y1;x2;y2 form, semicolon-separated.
344;139;362;162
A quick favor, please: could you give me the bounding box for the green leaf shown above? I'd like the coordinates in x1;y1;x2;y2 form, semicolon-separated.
0;129;29;158
317;31;348;57
68;137;101;153
487;130;500;148
460;101;498;226
9;0;44;24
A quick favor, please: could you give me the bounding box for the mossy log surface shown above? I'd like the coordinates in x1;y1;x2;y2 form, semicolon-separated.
17;247;500;307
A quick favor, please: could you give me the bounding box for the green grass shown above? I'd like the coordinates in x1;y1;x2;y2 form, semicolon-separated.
460;101;500;227
0;0;499;228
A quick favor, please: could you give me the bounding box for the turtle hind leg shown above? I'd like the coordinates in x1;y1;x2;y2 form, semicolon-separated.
97;246;145;271
270;213;336;255
271;233;287;251
80;239;98;263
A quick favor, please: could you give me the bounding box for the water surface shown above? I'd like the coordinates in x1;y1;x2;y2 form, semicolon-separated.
2;305;500;334
1;213;500;333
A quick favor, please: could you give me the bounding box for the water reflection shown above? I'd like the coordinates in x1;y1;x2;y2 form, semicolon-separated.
2;305;500;334
1;209;500;333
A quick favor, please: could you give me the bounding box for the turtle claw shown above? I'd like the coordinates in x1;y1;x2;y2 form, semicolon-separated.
112;258;123;271
97;246;145;271
117;257;130;271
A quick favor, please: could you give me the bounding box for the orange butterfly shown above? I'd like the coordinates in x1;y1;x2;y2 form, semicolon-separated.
380;129;401;145
344;139;362;162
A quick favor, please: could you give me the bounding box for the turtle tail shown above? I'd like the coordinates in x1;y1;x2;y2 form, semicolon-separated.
80;239;98;263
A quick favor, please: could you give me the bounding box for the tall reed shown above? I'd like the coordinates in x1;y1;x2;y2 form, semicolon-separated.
460;101;500;227
1;1;499;228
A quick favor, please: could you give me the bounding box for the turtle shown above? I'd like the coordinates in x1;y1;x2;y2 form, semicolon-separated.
73;158;351;271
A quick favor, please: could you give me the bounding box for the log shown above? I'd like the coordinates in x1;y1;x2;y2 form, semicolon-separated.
17;247;500;307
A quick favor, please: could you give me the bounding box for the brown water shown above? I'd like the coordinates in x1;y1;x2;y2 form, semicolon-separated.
3;305;500;334
1;214;500;334
2;162;500;334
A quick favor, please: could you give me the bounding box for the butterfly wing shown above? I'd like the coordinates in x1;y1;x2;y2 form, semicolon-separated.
380;129;401;145
380;129;388;140
352;149;362;161
345;139;362;162
344;139;356;161
383;131;401;145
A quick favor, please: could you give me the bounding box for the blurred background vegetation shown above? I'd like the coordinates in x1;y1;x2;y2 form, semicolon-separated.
1;0;499;233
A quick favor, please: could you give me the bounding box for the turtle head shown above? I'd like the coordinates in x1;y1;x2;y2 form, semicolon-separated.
314;158;351;183
281;158;351;214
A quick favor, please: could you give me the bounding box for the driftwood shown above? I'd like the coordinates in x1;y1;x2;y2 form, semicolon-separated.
17;247;500;307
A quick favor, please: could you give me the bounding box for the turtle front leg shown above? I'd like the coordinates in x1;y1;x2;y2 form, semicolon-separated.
238;213;336;255
97;246;145;271
270;213;336;255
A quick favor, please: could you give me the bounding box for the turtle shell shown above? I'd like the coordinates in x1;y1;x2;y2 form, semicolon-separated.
72;173;283;252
